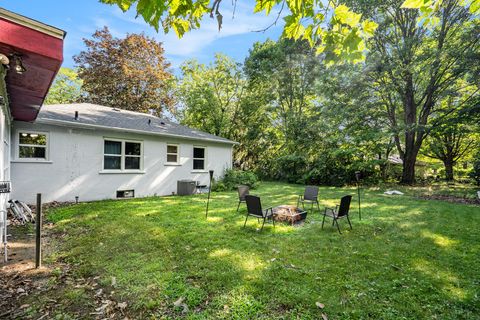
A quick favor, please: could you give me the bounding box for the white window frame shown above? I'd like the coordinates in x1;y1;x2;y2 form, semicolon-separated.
192;146;207;171
16;130;49;162
102;138;143;172
165;143;180;165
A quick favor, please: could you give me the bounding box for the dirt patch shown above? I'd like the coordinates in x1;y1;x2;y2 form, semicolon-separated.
1;224;133;319
0;225;50;319
417;194;480;205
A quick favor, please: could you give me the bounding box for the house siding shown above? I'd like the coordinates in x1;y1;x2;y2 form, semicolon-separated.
0;65;10;213
10;121;232;204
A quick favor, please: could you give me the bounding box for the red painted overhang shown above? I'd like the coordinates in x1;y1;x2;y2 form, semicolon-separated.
0;16;64;122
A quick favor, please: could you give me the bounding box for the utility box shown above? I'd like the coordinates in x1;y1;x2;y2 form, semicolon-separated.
177;180;196;196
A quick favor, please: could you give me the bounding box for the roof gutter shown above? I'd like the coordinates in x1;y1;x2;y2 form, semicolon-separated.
0;8;66;39
35;118;239;145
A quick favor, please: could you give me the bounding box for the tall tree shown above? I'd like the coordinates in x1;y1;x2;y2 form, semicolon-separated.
74;27;174;116
45;68;85;105
176;54;246;139
176;54;273;170
423;124;477;181
422;81;480;181
244;39;321;154
363;0;479;183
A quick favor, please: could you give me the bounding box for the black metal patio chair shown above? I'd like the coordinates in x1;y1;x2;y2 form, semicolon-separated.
236;185;250;213
297;186;320;212
321;195;352;234
243;195;275;231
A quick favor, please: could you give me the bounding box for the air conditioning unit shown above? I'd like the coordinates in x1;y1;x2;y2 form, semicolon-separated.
177;180;196;196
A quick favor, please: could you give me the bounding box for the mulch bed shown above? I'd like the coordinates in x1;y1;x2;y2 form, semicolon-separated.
417;194;480;205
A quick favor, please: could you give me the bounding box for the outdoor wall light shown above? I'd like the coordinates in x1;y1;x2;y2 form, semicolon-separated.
11;54;26;74
0;53;9;66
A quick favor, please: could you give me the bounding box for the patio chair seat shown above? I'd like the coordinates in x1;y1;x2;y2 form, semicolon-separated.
323;208;338;218
243;195;275;231
248;209;274;219
297;186;320;213
321;195;353;234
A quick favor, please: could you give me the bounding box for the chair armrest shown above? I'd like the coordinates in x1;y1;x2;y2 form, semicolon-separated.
264;207;274;217
324;207;335;215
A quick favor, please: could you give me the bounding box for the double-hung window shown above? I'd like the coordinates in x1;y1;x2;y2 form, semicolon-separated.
18;131;48;160
193;146;206;170
166;144;179;164
104;139;142;171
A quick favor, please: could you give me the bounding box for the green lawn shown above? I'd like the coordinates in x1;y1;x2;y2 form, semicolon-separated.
32;182;480;319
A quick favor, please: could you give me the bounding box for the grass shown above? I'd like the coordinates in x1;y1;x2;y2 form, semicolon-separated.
372;181;479;200
33;182;480;319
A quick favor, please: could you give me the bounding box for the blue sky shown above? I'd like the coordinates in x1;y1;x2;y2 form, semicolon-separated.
1;0;284;71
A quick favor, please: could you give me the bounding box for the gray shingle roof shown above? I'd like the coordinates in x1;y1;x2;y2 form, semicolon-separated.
36;103;236;144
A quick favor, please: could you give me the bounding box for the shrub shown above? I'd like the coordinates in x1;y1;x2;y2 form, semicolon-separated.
469;151;480;186
273;154;309;184
212;169;259;191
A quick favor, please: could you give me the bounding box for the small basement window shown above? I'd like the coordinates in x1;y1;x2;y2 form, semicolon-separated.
193;146;206;170
18;131;48;160
117;190;135;198
166;144;179;164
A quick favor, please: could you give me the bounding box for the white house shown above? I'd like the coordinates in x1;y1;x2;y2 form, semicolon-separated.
1;7;66;213
10;103;235;204
0;7;234;209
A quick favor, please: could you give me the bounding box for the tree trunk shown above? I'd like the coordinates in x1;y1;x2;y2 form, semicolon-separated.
401;151;417;184
443;160;454;181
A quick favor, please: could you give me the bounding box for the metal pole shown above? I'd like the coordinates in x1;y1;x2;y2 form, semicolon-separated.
357;182;361;220
1;209;7;262
35;193;42;268
205;170;214;218
355;171;361;220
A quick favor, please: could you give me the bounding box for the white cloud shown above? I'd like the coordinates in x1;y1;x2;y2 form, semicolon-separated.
108;2;284;57
66;1;285;69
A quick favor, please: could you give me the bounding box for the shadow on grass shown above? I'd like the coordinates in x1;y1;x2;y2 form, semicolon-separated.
44;181;480;319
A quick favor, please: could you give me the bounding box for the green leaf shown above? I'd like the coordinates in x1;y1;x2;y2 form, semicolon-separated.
361;20;378;36
172;19;190;38
470;0;480;14
283;15;305;40
401;0;429;9
254;0;277;15
303;25;314;47
343;30;362;51
334;4;362;27
100;0;134;11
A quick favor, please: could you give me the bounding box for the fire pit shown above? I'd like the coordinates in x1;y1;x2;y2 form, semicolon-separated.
272;205;308;225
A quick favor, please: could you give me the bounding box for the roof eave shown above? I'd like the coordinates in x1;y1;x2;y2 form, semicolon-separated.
0;8;66;39
34;118;239;145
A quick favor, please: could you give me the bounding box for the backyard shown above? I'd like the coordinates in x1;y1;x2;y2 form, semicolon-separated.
8;182;480;319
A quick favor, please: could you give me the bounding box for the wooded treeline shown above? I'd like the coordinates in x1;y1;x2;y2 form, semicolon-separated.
47;1;479;185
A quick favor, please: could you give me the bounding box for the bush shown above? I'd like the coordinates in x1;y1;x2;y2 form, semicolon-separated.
212;169;259;191
469;151;480;186
273;154;309;184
